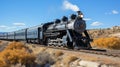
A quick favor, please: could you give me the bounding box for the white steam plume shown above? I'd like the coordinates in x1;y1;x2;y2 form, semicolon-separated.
63;0;80;12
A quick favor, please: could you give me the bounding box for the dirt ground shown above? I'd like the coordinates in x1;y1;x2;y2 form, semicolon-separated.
0;40;9;52
27;44;120;66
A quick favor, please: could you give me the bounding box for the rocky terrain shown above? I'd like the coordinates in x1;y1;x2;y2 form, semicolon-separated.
0;41;120;67
27;44;120;67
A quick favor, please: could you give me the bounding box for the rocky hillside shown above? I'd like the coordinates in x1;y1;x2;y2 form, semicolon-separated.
88;26;120;38
27;44;120;67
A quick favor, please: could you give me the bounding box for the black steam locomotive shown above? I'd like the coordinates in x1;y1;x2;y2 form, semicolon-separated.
0;11;92;49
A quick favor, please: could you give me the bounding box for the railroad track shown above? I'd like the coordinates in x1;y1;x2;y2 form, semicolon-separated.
27;43;120;58
1;40;120;58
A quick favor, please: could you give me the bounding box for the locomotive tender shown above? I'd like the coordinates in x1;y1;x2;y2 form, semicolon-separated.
0;11;92;49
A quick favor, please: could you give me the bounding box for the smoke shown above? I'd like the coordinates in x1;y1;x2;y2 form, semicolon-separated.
63;0;80;12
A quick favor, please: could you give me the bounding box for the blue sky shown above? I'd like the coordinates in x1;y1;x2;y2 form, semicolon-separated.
0;0;120;32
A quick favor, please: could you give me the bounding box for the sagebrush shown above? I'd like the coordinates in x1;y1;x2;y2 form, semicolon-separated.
0;41;36;67
92;37;120;49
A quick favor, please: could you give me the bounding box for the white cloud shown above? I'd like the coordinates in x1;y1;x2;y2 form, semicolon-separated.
83;18;92;21
63;0;79;12
0;25;16;30
112;10;119;14
0;23;26;32
13;22;25;26
91;21;103;26
105;10;119;15
0;25;8;29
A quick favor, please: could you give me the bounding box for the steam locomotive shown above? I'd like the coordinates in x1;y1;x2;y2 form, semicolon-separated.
0;11;92;49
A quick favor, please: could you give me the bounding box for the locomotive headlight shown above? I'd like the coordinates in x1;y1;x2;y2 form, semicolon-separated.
79;14;84;18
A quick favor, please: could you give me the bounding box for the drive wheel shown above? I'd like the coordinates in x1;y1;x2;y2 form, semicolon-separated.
67;37;73;49
73;41;80;50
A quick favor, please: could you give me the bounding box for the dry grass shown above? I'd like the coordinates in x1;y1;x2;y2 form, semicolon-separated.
0;41;36;67
88;27;120;38
0;40;3;45
53;55;78;67
27;45;47;55
54;50;63;57
62;55;78;67
92;37;120;49
5;41;26;50
0;40;2;43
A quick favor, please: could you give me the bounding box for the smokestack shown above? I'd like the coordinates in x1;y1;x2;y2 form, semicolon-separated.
77;11;82;15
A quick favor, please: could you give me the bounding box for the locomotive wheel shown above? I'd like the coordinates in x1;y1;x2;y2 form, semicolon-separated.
73;40;88;50
67;42;73;49
44;38;48;46
72;40;81;50
86;43;92;49
83;40;92;49
67;37;73;49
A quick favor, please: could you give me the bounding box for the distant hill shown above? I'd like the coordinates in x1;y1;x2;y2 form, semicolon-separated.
88;26;120;38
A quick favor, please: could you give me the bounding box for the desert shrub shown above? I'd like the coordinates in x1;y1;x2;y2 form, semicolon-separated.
36;52;55;66
54;51;63;57
5;41;26;50
0;53;10;67
0;41;36;66
62;55;78;67
30;46;47;55
92;37;120;49
36;47;47;52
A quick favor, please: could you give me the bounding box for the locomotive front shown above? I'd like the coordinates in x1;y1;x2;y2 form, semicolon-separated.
68;11;86;34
